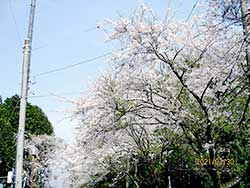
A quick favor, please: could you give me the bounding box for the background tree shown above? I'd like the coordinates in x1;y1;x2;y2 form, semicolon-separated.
0;95;54;176
0;117;16;176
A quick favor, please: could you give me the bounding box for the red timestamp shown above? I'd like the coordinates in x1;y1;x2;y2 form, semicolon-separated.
195;158;234;167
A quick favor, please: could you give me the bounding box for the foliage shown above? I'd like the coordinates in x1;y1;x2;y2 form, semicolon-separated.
0;95;54;177
0;118;16;176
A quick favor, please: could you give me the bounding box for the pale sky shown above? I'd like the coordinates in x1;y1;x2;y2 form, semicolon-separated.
0;0;199;143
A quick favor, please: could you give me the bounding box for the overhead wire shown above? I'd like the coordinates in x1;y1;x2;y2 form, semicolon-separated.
28;92;81;99
186;0;200;22
83;25;100;32
32;52;112;78
8;0;22;46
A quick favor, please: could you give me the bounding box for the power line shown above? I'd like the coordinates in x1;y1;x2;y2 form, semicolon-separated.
8;0;22;46
186;0;200;22
83;25;100;32
28;92;81;99
33;52;112;78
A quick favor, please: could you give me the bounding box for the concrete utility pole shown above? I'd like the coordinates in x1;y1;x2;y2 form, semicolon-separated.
15;1;36;188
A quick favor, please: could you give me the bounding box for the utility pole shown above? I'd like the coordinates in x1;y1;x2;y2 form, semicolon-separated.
15;1;36;188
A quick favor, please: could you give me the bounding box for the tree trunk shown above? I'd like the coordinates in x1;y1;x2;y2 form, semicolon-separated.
207;168;221;188
241;0;250;69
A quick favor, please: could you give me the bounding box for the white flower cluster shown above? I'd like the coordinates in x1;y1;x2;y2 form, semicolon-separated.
60;1;248;187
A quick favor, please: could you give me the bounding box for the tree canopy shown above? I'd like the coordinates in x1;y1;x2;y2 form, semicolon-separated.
0;95;54;176
59;1;250;188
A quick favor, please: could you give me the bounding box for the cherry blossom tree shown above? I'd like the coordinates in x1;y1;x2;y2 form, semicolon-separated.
65;1;250;187
23;135;58;188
